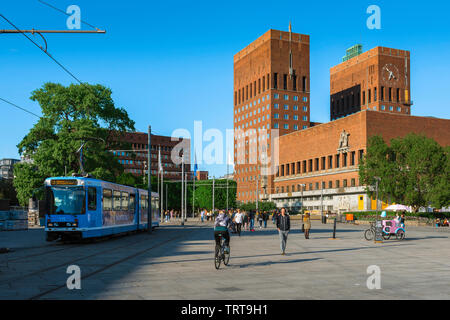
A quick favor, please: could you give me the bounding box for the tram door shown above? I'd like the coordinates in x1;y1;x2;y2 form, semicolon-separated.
87;186;101;227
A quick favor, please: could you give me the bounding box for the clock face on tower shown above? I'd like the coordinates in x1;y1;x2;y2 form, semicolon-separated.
381;63;399;83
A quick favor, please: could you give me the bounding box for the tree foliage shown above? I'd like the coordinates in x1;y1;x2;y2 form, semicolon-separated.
13;83;135;205
359;134;449;211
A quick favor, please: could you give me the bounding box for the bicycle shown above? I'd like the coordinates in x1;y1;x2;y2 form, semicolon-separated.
364;221;390;241
364;222;376;241
214;232;230;269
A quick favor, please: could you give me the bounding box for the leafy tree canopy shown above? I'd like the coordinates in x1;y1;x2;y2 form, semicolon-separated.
359;133;449;211
14;82;135;205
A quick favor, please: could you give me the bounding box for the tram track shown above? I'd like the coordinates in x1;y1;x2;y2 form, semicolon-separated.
28;226;198;300
0;230;161;286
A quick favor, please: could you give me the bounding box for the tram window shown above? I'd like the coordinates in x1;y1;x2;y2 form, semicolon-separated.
88;187;97;210
103;189;112;211
140;195;147;210
129;194;136;211
113;190;121;210
121;192;129;210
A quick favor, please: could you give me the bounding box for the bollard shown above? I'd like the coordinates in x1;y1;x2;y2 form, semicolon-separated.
333;218;337;239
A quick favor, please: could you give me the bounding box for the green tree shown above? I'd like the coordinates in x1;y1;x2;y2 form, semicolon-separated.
191;179;237;211
359;134;449;211
14;82;135;205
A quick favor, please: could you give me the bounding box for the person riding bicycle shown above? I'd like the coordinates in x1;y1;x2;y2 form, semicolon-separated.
214;210;231;253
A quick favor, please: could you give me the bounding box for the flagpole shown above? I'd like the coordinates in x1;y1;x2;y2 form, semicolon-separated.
161;167;164;223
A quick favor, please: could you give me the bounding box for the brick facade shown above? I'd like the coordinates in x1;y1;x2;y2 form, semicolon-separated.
234;28;310;203
330;47;411;120
271;111;450;212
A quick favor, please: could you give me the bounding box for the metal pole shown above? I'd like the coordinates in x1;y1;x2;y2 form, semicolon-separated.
181;155;184;226
193;174;195;218
147;126;152;233
321;181;324;223
256;177;259;212
184;172;187;220
165;183;168;213
226;156;229;212
161;167;164;223
212;176;215;215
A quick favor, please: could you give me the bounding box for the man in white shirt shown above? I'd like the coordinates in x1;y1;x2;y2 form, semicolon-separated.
234;209;244;236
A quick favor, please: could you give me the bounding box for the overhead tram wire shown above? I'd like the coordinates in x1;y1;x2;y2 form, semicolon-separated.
0;97;41;118
0;14;83;84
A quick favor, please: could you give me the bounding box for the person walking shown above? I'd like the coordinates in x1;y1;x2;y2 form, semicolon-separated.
249;210;255;231
263;211;268;228
276;208;290;255
234;209;243;236
303;211;311;239
243;211;249;231
258;211;263;229
272;210;279;224
200;209;205;223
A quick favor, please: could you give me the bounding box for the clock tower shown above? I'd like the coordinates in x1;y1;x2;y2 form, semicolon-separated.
330;46;411;120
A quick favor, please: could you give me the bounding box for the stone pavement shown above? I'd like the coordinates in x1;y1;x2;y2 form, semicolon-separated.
0;220;449;299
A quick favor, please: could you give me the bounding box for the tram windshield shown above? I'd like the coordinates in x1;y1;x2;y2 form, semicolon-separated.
47;186;86;215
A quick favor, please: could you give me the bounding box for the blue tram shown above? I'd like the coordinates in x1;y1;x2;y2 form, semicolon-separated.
44;176;160;241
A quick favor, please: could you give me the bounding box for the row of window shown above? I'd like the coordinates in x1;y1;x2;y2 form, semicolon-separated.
234;74;308;106
276;178;358;193
277;150;364;177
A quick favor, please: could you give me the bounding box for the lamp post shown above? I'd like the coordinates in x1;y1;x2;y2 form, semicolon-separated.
374;176;381;242
147;125;152;233
181;154;184;226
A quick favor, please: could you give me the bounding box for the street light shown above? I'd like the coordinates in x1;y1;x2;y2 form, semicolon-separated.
374;176;381;242
299;184;306;213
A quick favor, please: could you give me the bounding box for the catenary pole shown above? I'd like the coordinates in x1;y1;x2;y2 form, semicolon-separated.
147;125;152;233
181;154;184;226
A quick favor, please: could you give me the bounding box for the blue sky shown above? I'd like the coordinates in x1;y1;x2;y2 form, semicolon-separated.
1;0;449;178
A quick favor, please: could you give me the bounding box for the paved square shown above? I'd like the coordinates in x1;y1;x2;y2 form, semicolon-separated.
0;220;449;299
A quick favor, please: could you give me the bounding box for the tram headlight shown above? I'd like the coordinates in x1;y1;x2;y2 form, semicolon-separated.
48;223;53;226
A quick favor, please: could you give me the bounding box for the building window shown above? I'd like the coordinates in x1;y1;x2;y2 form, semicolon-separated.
274;123;279;129
397;106;401;112
328;181;333;188
283;124;289;129
294;125;298;130
273;73;278;89
274;103;279;109
336;180;340;188
283;114;289;120
283;74;287;90
351;178;355;187
293;96;298;101
343;179;347;187
284;104;289;110
284;94;289;100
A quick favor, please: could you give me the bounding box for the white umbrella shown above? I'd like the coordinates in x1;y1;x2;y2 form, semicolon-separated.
384;204;412;212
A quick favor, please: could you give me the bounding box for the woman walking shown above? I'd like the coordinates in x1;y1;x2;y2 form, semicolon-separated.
243;211;249;231
303;212;311;239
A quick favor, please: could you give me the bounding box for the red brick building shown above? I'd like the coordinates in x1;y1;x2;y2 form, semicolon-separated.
270;111;450;212
330;46;411;120
234;27;311;203
234;28;449;211
110;132;192;180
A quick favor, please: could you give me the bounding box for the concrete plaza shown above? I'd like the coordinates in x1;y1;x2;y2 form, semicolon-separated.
0;220;449;300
